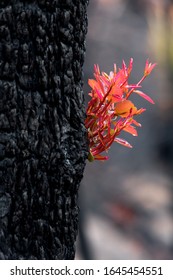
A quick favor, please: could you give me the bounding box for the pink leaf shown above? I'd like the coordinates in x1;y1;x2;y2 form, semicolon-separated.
123;125;138;136
134;90;155;104
114;137;133;148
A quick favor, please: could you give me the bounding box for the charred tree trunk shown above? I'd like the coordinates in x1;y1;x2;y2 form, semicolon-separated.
0;0;88;259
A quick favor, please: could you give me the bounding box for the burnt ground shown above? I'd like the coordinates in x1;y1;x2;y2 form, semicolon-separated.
76;0;173;259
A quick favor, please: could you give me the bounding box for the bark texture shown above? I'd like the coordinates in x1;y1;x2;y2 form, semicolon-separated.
0;0;88;259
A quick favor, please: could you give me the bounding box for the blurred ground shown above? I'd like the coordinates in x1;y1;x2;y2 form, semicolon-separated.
76;0;173;259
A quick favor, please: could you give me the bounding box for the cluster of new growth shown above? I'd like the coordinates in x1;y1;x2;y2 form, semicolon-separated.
85;59;156;161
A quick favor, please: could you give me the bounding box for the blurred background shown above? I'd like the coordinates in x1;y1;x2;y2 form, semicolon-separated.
77;0;173;259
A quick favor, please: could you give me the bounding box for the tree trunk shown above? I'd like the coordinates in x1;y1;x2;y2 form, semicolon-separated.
0;0;88;260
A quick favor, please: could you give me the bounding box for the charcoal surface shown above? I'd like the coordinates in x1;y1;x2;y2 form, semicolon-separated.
0;0;88;259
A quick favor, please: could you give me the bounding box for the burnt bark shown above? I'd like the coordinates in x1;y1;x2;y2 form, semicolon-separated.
0;0;88;259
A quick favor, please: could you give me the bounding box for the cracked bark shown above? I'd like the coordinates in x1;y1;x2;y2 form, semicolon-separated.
0;0;89;259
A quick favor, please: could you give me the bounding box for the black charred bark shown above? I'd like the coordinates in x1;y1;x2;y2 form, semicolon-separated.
0;0;88;260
